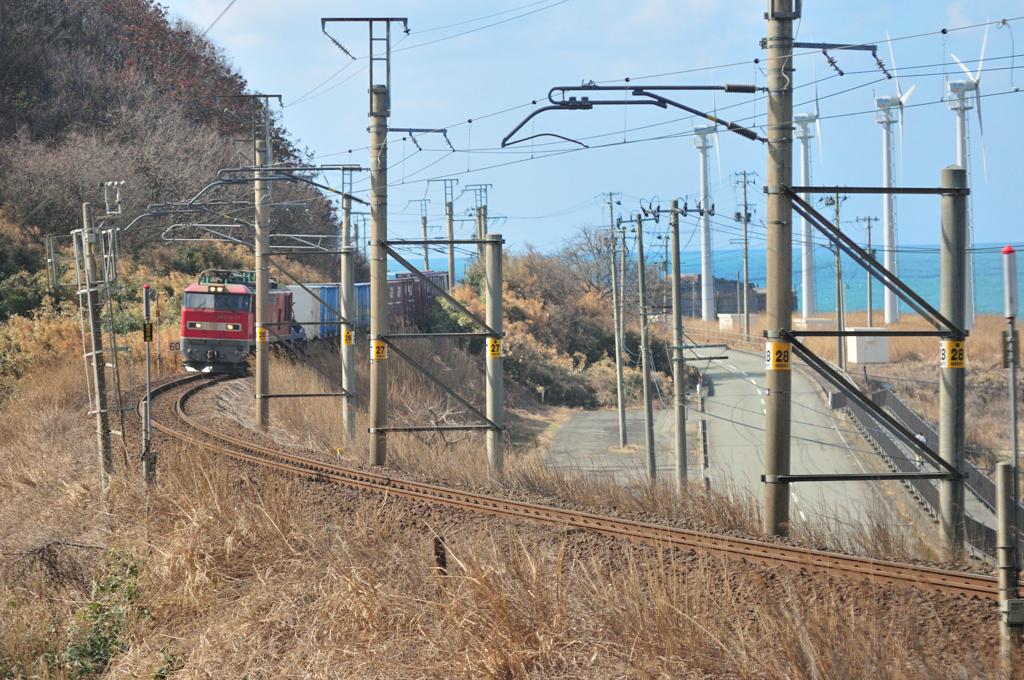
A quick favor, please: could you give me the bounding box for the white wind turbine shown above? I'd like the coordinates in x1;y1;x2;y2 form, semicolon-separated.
794;59;823;320
949;24;989;330
875;34;915;324
693;122;716;322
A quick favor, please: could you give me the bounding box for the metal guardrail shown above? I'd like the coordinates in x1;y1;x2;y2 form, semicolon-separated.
842;391;998;558
690;325;1002;557
872;389;999;514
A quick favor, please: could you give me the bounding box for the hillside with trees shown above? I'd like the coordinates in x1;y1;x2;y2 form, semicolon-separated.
0;0;346;321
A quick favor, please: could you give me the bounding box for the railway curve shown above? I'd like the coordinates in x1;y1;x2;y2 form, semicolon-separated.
145;373;1004;601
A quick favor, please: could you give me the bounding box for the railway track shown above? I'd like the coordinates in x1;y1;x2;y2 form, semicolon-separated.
148;374;1004;601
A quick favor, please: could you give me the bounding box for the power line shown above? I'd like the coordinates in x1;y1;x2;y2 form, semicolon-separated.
198;0;236;40
393;0;572;53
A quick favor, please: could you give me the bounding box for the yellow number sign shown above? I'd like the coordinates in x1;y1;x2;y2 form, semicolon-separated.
488;338;503;358
256;328;268;342
142;323;153;342
372;340;388;361
765;342;791;371
343;331;354;346
940;340;965;369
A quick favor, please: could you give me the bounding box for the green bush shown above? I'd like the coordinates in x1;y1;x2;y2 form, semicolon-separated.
50;552;149;677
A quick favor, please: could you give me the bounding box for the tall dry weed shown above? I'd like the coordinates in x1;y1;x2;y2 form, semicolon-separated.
0;345;1009;678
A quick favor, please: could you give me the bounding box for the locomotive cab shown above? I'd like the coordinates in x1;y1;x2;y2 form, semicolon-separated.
180;270;292;374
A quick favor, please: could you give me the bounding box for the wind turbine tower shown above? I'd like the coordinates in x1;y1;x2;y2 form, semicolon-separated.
694;123;716;322
874;67;914;324
793;107;819;320
948;25;988;330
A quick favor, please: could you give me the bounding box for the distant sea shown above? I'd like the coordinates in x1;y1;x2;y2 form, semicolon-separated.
690;242;1024;315
392;242;1024;316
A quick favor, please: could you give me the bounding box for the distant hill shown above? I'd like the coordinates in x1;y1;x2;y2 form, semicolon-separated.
0;0;345;319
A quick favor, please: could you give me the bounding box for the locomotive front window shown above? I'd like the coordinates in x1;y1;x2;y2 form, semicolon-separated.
183;292;252;312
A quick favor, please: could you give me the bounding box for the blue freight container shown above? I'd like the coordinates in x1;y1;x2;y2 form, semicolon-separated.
355;283;370;329
315;284;340;338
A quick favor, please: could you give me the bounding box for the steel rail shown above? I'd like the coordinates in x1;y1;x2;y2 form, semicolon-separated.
147;374;1006;601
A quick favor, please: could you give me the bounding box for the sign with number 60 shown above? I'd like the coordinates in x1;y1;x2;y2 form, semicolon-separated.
169;340;181;352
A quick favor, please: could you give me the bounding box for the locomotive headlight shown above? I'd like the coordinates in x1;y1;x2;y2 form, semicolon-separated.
226;324;239;331
187;322;202;329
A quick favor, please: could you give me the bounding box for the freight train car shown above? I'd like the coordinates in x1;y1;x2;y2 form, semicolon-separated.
182;270;450;373
290;271;450;333
287;284;340;340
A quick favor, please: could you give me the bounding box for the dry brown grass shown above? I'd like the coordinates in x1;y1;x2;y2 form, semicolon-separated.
258;339;930;565
0;412;1006;678
0;339;1008;678
258;339;767;536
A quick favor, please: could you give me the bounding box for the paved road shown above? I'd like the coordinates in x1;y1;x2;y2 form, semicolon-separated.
692;347;888;523
547;408;695;486
547;343;999;544
548;346;895;525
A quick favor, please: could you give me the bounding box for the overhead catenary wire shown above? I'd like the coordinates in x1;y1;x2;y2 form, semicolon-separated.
307;17;1024;165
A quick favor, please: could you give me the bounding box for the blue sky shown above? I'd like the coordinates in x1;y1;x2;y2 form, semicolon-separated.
159;0;1023;254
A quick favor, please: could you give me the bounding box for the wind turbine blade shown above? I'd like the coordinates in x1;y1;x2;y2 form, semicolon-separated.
813;57;820;118
897;85;913;183
900;83;916;105
887;32;902;99
899;103;905;184
977;22;988;81
976;88;988;181
813;57;822;165
951;54;975;80
816;116;823;166
714;129;723;186
711;60;722;185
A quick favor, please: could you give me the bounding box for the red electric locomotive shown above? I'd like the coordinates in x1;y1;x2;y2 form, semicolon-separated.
180;270;292;374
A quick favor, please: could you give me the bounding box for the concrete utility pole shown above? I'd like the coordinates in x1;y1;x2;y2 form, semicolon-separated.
446;202;456;288
763;0;795;537
671;200;686;490
739;171;752;338
939;164;968;559
1003;244;1019;551
608;193;627;448
340;244;355;442
857;216;877;327
836;237;844;368
428;178;459;288
794;115;817;320
477;205;488;262
694;125;716;322
369;85;390;467
340;191;356;442
142;284;154;483
406;198;432;271
421;215;430;270
824;193;846;369
949;81;977;330
485;232;504;472
636;215;656;480
82;203;113;485
255;138;271;430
